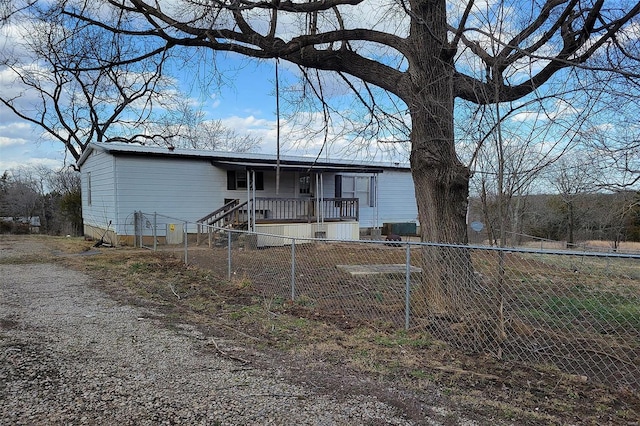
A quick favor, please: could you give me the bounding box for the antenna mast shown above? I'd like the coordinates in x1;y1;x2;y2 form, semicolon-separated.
275;58;281;194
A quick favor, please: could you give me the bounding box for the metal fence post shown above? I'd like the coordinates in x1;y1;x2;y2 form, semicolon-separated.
133;211;138;248
227;230;232;280
138;211;143;248
291;238;296;301
405;243;411;330
183;222;188;265
153;212;157;251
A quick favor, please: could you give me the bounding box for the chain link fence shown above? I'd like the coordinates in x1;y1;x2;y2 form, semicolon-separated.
134;212;640;391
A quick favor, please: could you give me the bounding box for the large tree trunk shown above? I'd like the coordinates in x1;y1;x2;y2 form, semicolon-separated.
410;118;469;245
406;0;480;317
409;108;480;316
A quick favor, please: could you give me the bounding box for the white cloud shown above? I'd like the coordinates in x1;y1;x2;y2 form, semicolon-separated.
0;122;32;147
0;137;67;173
0;136;27;148
219;115;271;130
510;111;540;122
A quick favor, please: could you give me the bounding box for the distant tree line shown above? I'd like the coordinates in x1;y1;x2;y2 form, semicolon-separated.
3;163;638;247
0;166;82;236
469;191;640;248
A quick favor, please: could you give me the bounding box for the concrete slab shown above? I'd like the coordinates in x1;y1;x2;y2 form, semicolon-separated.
336;264;422;276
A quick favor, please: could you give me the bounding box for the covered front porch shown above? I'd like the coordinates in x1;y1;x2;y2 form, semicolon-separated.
197;159;382;244
198;196;359;229
197;196;360;245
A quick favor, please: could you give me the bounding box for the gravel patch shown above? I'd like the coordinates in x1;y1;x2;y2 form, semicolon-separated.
0;258;424;425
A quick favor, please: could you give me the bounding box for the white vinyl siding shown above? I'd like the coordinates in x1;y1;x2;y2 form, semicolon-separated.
341;170;418;229
372;170;418;227
114;156;225;228
81;149;116;232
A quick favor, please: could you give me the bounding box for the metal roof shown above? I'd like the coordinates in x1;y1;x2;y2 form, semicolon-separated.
210;160;384;173
77;142;410;172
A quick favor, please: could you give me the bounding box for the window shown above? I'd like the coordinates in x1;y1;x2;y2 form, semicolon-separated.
227;170;264;190
343;176;369;204
299;174;311;195
335;175;376;207
87;172;92;206
236;172;248;189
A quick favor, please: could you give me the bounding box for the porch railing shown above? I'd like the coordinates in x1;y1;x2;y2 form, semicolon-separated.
248;197;359;223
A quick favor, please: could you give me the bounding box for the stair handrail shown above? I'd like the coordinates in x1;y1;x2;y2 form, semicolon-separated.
199;200;248;227
197;199;238;223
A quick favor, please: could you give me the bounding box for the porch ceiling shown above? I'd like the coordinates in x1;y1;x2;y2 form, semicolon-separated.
211;160;383;174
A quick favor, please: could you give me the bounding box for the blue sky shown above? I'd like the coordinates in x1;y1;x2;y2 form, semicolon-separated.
0;56;285;172
0;50;409;173
0;0;418;173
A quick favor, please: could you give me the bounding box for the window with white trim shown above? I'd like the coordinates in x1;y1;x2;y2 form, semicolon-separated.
87;172;92;206
338;175;375;206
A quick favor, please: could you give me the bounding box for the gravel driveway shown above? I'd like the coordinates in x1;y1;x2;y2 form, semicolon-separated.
0;239;431;425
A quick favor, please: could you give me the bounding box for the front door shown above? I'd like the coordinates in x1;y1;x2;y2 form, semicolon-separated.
296;172;314;219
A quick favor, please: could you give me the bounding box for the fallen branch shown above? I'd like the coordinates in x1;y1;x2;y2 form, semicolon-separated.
209;338;250;364
219;323;261;341
429;365;501;381
169;283;180;299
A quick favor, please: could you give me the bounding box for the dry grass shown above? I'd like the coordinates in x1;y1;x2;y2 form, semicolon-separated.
582;240;640;252
3;235;639;425
519;239;640;253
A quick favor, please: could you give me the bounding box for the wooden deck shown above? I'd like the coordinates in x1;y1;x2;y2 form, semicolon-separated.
198;197;359;228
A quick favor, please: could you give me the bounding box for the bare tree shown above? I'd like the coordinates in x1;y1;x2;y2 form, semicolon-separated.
468;101;575;247
0;0;33;24
1;4;264;162
0;172;39;219
194;120;262;152
547;156;600;246
0;3;181;162
0;165;83;234
0;167;47;229
589;128;640;190
9;0;640;314
46;167;83;235
571;68;640;191
156;100;262;151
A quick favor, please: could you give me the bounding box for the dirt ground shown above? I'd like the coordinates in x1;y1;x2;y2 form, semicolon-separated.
183;239;640;391
2;235;639;425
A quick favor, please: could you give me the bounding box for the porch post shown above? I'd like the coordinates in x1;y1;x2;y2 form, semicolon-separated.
246;170;252;232
245;169;257;232
319;173;324;224
374;173;379;230
315;174;320;226
252;170;256;232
